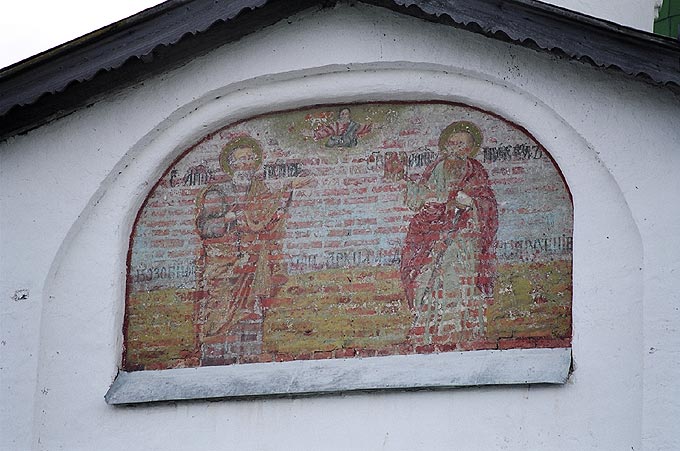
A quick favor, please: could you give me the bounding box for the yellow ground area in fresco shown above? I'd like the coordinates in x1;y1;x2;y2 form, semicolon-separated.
486;260;572;340
125;289;196;369
263;267;412;354
124;260;572;367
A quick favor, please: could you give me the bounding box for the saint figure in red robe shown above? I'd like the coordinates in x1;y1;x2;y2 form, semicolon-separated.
400;121;498;345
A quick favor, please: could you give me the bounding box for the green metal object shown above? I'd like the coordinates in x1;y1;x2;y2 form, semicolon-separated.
655;0;680;38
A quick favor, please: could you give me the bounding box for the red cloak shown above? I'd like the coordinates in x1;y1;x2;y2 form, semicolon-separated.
400;157;498;308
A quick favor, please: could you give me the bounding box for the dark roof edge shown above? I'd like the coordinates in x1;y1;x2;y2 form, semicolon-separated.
0;0;321;140
0;0;272;115
1;0;679;140
0;0;190;79
384;0;680;83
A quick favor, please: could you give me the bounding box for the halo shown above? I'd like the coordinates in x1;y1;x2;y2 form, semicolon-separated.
219;136;263;175
438;121;483;158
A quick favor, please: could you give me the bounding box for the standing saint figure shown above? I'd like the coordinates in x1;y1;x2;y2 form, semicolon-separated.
196;136;303;362
400;121;498;345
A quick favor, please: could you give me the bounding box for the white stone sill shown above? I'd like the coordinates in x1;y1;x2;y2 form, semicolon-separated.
105;347;571;404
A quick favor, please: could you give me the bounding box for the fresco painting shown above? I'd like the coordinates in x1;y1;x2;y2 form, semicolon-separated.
124;102;572;371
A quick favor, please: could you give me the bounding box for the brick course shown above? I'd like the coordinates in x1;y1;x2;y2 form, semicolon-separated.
123;102;572;371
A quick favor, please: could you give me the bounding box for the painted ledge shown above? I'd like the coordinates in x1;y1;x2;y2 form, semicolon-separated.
105;347;571;404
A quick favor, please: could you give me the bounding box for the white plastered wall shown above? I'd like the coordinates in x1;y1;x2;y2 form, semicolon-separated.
1;4;678;450
544;0;662;31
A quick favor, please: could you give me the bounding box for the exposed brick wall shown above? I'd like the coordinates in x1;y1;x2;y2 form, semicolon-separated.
124;102;572;371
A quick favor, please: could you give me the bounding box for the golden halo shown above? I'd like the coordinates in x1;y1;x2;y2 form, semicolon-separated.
438;121;483;158
219;136;263;175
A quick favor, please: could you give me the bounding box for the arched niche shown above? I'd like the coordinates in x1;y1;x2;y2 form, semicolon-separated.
112;101;572;402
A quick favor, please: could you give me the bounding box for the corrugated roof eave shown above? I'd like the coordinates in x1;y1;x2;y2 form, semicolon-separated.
1;0;679;140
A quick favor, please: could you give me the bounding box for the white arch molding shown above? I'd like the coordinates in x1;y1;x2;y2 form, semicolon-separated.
37;64;641;404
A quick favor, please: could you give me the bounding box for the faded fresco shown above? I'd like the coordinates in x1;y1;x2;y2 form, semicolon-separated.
124;102;572;370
